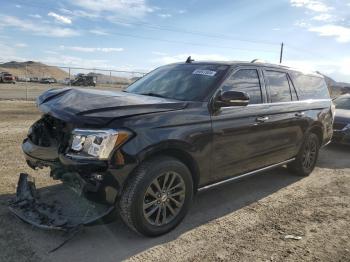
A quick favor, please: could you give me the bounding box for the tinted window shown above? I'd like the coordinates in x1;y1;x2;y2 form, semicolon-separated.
126;64;229;101
289;72;330;100
265;71;292;103
222;69;262;104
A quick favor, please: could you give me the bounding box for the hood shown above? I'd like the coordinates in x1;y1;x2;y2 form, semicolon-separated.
37;88;188;126
334;109;350;123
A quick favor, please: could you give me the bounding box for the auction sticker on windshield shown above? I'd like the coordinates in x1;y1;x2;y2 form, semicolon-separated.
192;69;217;76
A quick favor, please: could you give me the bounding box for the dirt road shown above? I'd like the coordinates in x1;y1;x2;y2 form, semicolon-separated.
0;101;349;262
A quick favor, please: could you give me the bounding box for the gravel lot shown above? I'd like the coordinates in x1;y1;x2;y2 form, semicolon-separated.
0;101;349;262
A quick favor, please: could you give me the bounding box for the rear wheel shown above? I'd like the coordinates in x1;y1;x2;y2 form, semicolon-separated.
118;156;193;236
288;132;320;176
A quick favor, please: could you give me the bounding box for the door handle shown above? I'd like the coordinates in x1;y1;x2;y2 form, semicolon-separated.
295;112;305;118
256;116;269;123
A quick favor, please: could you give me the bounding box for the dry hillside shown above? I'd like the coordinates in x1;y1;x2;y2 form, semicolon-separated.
0;61;69;80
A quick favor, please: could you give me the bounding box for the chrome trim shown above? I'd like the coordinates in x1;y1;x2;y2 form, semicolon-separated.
246;99;331;108
198;158;295;192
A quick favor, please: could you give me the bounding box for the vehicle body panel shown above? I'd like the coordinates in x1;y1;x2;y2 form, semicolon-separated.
18;61;334;210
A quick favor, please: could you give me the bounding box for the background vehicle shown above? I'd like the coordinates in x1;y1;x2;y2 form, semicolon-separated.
0;72;16;84
332;94;350;144
15;61;333;236
40;77;57;84
70;73;96;86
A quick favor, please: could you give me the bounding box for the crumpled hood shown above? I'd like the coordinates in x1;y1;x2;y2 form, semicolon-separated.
37;88;187;126
334;109;350;123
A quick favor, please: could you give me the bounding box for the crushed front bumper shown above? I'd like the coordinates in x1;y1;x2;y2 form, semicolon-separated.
9;173;114;231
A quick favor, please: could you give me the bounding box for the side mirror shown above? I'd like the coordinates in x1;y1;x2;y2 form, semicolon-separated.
216;90;250;107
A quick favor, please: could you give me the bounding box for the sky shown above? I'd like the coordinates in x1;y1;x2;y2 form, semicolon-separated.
0;0;350;82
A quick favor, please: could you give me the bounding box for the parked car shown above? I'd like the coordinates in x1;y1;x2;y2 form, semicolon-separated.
70;73;96;86
40;77;57;84
0;72;16;84
12;60;333;236
29;77;40;82
332;94;350;144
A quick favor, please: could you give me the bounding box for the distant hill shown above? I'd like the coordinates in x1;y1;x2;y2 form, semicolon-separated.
0;61;134;85
0;61;69;80
317;72;350;97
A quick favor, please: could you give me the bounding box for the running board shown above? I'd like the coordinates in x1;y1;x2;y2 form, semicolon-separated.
198;158;295;192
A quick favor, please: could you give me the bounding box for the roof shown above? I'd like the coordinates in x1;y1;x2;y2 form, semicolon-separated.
172;60;322;78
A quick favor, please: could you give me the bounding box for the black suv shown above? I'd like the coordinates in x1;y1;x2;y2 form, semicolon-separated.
16;61;333;236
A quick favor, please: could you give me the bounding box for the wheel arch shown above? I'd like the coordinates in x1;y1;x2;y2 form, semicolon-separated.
138;144;200;194
308;124;324;146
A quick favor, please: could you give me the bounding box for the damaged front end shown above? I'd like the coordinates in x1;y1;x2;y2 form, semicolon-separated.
9;173;114;231
10;114;121;230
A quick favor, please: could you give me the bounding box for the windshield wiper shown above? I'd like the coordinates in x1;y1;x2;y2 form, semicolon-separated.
139;92;168;99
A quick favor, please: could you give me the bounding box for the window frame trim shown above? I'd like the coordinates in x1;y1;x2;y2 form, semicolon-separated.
211;66;266;106
262;69;294;104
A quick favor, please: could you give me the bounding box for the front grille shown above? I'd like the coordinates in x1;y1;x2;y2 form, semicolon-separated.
28;115;70;150
333;122;347;131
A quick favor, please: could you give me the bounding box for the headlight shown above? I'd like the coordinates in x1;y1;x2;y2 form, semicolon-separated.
67;129;131;160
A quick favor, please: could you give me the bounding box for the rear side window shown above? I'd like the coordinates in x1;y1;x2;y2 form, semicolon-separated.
222;69;262;104
289;72;330;100
264;71;292;103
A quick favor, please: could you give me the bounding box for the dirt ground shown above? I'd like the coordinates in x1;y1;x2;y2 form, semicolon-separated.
0;101;349;262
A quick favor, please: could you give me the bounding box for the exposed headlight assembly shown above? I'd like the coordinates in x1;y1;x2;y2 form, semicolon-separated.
67;129;131;160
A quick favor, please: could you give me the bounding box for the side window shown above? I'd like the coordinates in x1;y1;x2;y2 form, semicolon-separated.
289;72;330;100
264;71;292;103
222;69;262;104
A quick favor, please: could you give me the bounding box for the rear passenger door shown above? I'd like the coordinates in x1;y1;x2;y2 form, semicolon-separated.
260;69;306;163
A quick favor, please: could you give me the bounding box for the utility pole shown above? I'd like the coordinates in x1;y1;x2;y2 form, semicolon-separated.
279;42;284;64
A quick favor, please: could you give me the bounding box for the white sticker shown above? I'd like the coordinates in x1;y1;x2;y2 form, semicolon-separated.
193;69;217;77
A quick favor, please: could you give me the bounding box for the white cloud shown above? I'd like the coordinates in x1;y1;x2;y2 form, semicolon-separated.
284;58;350;81
60;45;124;52
59;8;100;19
15;4;21;8
178;10;187;14
290;0;331;12
152;53;229;65
152;51;168;56
29;14;42;19
72;0;153;17
41;55;108;68
48;12;72;24
312;13;333;21
15;43;27;48
0;15;79;37
273;28;281;31
309;24;350;43
158;13;172;18
89;29;109;35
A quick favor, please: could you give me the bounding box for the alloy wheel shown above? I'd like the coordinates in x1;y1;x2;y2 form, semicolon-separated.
302;137;317;169
143;171;186;226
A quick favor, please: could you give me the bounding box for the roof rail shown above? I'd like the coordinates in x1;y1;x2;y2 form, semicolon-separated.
251;59;265;63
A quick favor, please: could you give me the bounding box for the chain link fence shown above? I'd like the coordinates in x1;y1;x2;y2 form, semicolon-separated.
0;62;146;100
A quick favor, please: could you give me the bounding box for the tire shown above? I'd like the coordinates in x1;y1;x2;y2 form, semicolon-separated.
118;156;193;236
288;132;320;176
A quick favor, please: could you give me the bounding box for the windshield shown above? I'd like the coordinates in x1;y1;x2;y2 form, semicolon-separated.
126;64;229;101
334;96;350;110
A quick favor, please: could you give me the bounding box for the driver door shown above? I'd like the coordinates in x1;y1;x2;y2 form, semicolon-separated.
210;67;272;182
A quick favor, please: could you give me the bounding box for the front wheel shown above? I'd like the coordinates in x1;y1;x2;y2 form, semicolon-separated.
288;133;320;176
118;156;193;236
